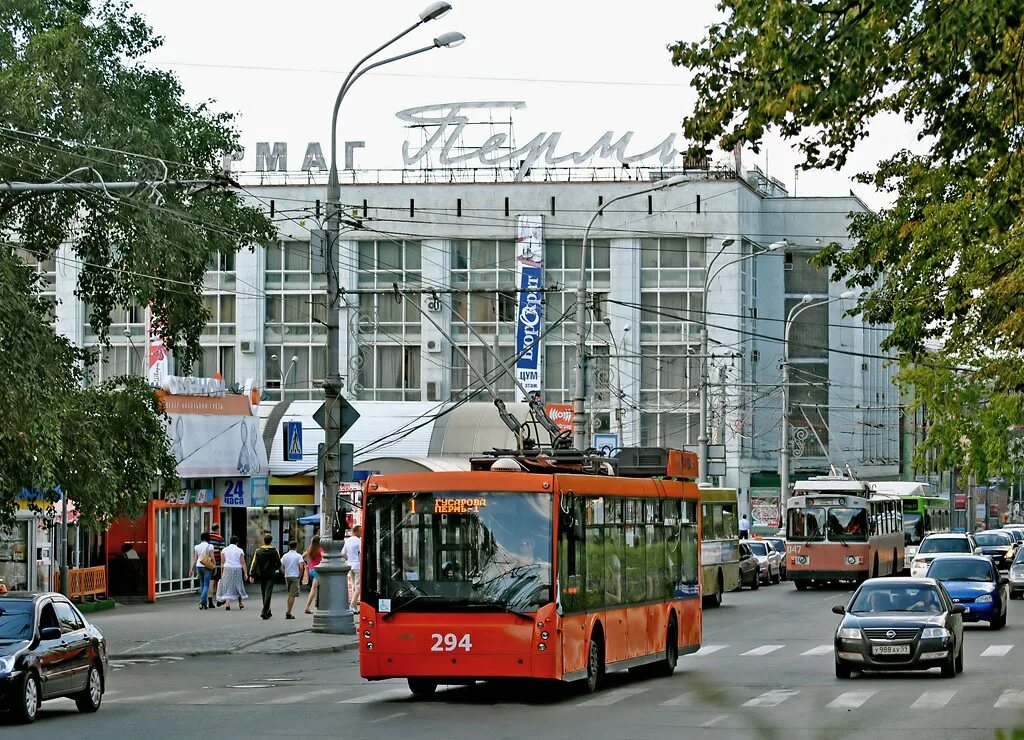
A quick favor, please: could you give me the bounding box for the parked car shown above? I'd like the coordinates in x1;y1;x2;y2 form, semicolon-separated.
909;533;979;577
734;542;761;591
832;577;965;679
974;531;1016;570
762;537;788;580
925;555;1008;629
742;539;783;584
0;592;109;723
1010;547;1024;599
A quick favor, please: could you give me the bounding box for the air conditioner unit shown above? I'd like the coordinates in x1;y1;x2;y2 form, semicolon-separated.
240;340;255;353
425;338;442;354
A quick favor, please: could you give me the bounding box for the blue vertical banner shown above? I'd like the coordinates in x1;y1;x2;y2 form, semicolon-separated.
514;214;544;401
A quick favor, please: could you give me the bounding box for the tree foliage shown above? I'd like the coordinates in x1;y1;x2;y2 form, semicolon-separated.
0;0;275;528
672;1;1024;478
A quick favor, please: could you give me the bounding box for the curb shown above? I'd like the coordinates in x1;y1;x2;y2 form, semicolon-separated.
110;641;358;660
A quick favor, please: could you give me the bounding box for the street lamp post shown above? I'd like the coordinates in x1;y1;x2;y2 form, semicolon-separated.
778;289;859;525
317;2;462;635
601;317;628;442
697;238;787;483
572;176;688;451
270;353;298;400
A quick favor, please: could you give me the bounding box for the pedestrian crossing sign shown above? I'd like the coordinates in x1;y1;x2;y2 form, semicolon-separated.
284;421;303;461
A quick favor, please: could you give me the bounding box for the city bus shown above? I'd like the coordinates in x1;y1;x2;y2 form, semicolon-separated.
359;447;702;696
871;482;948;571
785;476;904;589
699;486;740;606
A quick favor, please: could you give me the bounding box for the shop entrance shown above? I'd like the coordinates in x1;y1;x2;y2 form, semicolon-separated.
154;505;216;596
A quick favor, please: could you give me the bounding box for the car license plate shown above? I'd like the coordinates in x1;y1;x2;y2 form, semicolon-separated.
872;644;911;656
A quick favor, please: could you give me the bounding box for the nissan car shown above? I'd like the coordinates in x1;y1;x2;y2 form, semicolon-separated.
832;578;965;679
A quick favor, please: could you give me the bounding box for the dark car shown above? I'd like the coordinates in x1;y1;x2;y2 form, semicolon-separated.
735;542;761;591
974;531;1015;570
925;555;1009;629
0;592;109;723
832;577;965;679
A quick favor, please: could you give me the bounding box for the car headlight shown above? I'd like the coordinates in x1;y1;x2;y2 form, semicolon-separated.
976;594;993;603
0;655;14;674
922;627;951;639
837;628;862;640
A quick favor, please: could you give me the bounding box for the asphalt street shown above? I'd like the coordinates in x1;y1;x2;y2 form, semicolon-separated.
7;581;1024;739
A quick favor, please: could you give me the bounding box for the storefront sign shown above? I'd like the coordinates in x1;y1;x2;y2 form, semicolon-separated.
953;492;967;511
750;494;780;530
514;215;544;400
146;306;169;389
164;395;269;479
545;403;573;431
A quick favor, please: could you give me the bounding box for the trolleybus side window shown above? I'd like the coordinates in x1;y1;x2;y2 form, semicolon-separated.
557;498;586;613
605;498;625;606
584;498;605;610
624;499;645;604
679;500;699;593
645;499;663;601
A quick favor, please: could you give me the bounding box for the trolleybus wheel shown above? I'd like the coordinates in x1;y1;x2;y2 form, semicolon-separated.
794;580;808;591
651;615;679;678
583;630;605;694
705;572;724;608
407;678;438;697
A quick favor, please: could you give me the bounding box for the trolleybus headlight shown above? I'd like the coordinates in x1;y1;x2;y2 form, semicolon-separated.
541;631;549;640
366;642;374;650
537;622;544;629
538;643;547;652
363;630;371;638
796;555;809;565
846;555;858;565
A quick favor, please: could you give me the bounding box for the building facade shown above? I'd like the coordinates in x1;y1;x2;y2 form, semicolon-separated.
49;167;902;523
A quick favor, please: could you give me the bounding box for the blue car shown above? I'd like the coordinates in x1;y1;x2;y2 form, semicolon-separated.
925;555;1009;630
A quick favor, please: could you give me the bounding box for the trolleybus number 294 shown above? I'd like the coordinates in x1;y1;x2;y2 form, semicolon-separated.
430;633;473;652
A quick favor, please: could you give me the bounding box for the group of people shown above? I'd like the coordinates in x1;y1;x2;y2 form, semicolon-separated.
189;524;361;620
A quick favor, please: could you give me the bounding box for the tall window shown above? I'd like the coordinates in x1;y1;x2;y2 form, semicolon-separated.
83;304;147;384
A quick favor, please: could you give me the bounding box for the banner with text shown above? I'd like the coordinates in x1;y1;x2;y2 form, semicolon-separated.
514;215;544;401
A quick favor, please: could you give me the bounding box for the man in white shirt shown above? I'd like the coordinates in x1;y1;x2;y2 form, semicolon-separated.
342;525;362;611
739;514;751;539
280;541;305;620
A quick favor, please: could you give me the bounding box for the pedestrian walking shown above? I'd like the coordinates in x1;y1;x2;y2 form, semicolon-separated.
280;541;305;619
250;534;282;620
207;523;226;608
342;525;362;611
188;532;216;610
216;535;249;610
303;535;323;614
739;514;751;539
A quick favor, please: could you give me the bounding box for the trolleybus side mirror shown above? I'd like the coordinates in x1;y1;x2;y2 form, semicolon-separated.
831;605;846;615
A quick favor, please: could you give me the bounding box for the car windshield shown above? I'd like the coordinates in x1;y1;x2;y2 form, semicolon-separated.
926;559;993;582
976;533;1012;547
1015;548;1024;565
849;584;945;613
747;542;767;556
765;539;786;552
364;491;553;613
0;600;34;641
919;537;970;554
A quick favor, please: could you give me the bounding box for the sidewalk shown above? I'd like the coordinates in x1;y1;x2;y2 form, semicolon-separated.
90;589;358;659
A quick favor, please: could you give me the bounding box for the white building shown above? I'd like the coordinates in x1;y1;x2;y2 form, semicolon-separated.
46;165;901;524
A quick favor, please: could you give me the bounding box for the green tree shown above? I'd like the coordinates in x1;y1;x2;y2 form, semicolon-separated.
0;0;275;529
671;2;1024;478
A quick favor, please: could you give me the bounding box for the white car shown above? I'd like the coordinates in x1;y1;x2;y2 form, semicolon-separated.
742;539;783;584
909;533;980;577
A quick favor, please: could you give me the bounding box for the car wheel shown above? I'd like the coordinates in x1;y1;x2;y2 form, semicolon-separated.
955;645;964;674
835;660;851;679
407;678;438;697
11;670;40;724
991;609;1007;630
75;663;104;713
750;572;760;591
941;647;958;678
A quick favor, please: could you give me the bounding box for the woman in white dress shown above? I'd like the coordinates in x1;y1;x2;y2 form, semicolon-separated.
216;535;249;609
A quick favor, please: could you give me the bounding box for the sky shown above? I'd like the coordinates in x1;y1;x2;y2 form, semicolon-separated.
129;0;921;211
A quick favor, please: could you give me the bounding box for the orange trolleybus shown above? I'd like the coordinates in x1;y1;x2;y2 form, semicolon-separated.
785;476;904;590
358;447;703;696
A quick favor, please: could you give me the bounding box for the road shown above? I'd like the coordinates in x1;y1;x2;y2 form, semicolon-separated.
6;581;1024;739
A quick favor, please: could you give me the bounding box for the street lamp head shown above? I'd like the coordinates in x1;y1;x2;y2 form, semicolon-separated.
651;174;688;190
270;354;279;362
839;289;861;300
434;31;465;47
721;238;736;248
622;325;630;332
289;355;300;365
602;317;612;326
419;1;452;22
766;239;789;251
800;294;813;304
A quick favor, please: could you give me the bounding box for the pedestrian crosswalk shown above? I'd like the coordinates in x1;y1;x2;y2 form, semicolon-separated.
685;641;1020;660
92;681;1024;713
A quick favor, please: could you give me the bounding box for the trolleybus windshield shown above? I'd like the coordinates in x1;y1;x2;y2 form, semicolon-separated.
364;491;553;615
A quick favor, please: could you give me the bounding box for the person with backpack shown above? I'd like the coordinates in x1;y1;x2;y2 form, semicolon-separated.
250;534;282;620
189;532;216;610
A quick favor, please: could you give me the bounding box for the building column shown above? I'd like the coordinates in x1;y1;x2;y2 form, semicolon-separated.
338;238;360;395
235;246;264;387
54;243;83;349
418;238;451;402
609;237;641;447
